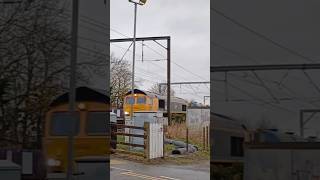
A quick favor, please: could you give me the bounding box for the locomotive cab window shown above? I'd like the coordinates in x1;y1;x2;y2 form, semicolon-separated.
87;111;108;135
159;99;165;109
126;97;135;104
137;97;146;104
50;112;80;136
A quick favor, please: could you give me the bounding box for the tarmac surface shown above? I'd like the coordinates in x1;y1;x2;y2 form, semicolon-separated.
110;158;210;180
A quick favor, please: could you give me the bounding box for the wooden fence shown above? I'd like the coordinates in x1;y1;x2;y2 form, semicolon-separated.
111;122;150;158
202;125;210;150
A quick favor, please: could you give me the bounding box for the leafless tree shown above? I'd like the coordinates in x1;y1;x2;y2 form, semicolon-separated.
0;0;108;148
149;83;175;96
110;55;132;108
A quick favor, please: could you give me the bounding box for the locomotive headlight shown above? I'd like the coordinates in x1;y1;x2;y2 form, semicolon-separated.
78;103;86;110
125;111;129;115
47;158;61;167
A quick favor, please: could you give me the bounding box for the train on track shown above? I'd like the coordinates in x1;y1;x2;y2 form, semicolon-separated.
41;87;188;174
43;86;110;174
123;89;188;124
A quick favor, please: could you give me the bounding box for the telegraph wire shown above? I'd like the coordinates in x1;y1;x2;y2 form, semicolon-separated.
172;61;210;82
110;28;210;83
212;36;320;108
226;72;320;108
212;42;261;65
212;8;315;63
225;79;295;113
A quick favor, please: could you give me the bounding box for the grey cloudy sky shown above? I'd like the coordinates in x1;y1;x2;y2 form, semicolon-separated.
212;0;320;137
110;0;210;104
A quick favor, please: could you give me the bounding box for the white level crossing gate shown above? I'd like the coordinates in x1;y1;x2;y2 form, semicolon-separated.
148;123;164;159
123;112;165;159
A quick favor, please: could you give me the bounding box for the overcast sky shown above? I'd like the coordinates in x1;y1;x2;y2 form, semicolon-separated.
110;0;210;104
212;0;320;137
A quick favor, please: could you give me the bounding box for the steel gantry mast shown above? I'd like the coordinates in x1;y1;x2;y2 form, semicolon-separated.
111;36;172;123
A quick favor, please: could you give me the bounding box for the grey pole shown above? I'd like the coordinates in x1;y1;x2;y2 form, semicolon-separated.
300;110;304;138
67;0;79;179
167;38;171;125
130;3;137;121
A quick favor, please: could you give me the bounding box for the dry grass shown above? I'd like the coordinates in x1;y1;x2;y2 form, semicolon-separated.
113;123;210;164
166;123;209;152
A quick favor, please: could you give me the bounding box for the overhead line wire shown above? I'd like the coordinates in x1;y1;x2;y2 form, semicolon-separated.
212;8;315;63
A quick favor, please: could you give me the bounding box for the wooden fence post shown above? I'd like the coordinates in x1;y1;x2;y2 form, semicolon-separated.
206;126;209;151
144;122;150;159
186;127;189;153
163;125;166;159
203;126;206;150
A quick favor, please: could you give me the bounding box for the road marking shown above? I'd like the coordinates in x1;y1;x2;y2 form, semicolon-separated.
112;166;180;180
110;159;125;165
121;171;163;180
159;176;181;180
111;166;132;172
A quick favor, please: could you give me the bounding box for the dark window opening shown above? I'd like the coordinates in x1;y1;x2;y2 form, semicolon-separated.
230;136;244;157
87;112;108;135
51;112;80;136
182;105;187;111
159;99;165;109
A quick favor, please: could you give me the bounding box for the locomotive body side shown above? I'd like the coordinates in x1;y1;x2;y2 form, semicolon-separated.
123;89;188;124
43;87;110;173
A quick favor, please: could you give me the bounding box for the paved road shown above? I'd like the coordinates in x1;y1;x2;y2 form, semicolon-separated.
110;158;210;180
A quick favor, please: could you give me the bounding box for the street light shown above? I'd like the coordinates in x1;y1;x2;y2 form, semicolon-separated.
128;0;147;122
129;0;147;5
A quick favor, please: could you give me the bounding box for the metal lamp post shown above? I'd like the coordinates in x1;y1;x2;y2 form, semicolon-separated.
128;0;147;121
66;0;79;179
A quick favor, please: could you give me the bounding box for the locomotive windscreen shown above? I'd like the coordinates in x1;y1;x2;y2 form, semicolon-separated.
159;99;165;109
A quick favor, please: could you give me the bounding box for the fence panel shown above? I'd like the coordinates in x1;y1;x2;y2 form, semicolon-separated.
149;123;164;159
112;122;164;159
112;123;148;157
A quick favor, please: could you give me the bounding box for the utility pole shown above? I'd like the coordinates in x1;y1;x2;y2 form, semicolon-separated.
128;0;147;120
130;1;137;122
167;37;171;125
67;0;79;179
